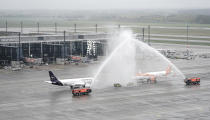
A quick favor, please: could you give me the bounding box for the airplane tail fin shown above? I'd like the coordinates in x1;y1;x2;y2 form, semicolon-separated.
166;66;172;76
48;71;63;86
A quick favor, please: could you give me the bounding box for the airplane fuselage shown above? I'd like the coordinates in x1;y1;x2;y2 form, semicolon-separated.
135;66;172;81
59;78;93;86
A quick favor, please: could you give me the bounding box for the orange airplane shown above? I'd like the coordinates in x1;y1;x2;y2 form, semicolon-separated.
135;66;172;82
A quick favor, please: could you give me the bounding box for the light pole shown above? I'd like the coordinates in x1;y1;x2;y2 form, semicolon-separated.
37;22;39;33
6;20;8;33
148;25;151;46
63;31;66;60
74;24;77;33
142;28;145;42
55;23;57;34
20;21;23;33
96;24;98;33
18;32;21;62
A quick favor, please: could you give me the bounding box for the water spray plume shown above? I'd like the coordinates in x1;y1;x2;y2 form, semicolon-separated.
92;30;185;88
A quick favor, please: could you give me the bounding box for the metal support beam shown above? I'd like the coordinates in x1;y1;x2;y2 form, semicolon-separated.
70;41;72;56
142;28;145;42
10;47;12;61
28;42;31;57
20;21;23;33
53;42;56;63
40;42;43;59
55;23;57;34
74;24;77;33
81;41;83;57
6;20;8;33
37;22;40;33
186;25;189;49
96;24;98;33
63;31;66;59
18;32;21;61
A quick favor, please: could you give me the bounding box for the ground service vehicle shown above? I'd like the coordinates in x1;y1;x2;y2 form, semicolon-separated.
72;88;92;96
184;77;200;85
114;83;122;87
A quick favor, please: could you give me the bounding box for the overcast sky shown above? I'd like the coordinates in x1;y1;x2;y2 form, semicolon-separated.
0;0;210;10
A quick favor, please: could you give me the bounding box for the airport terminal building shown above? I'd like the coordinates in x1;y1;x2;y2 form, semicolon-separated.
0;32;107;65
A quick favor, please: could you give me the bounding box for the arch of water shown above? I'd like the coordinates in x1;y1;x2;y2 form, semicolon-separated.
92;30;185;88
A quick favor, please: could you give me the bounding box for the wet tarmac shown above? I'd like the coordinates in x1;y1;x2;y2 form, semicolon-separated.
1;44;210;120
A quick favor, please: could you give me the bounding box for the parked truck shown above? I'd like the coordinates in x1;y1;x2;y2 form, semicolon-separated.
184;77;200;85
72;87;92;96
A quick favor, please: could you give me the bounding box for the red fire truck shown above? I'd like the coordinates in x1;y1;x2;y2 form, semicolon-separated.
72;88;92;96
184;77;200;85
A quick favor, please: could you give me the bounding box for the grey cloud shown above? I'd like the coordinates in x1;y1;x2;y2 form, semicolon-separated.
0;0;210;10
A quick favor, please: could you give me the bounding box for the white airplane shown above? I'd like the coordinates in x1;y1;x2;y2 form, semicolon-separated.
135;66;172;82
45;71;93;89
